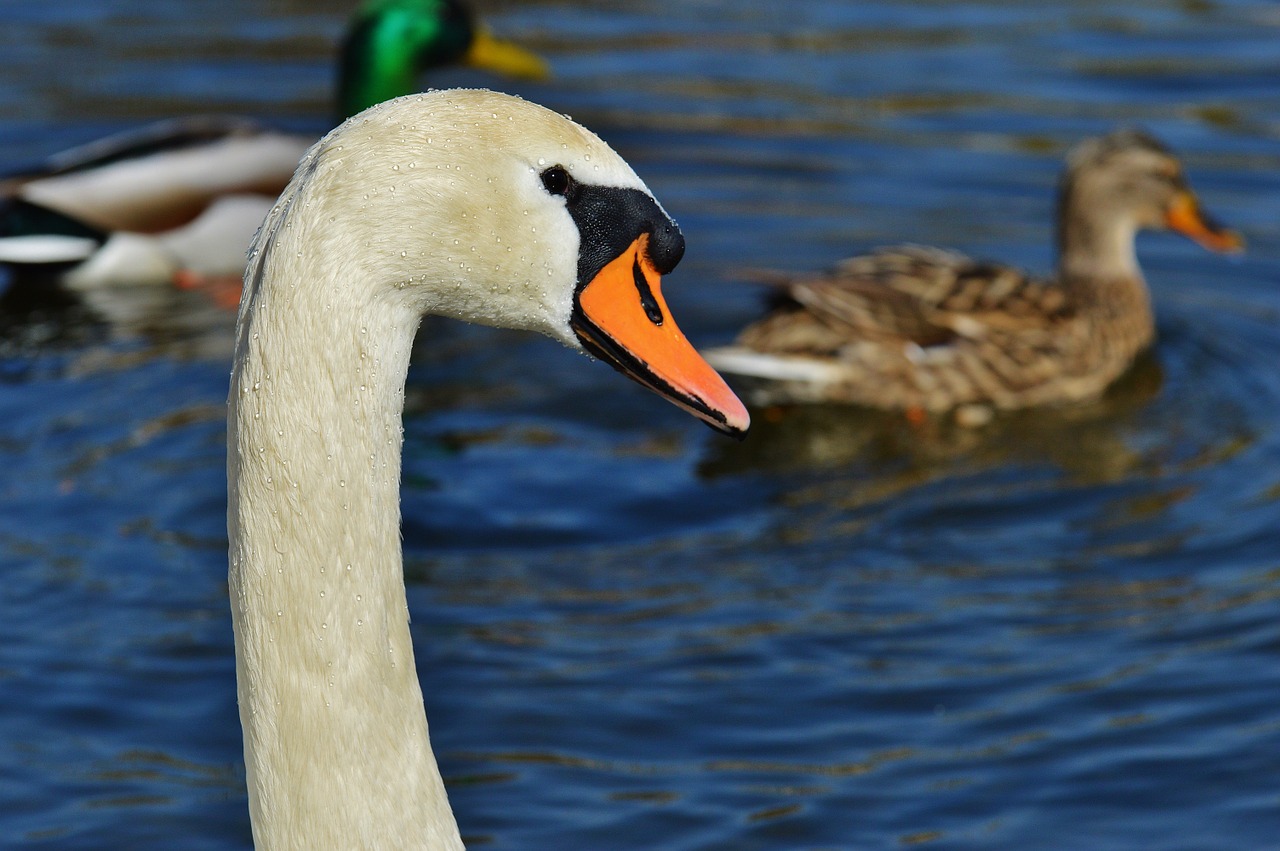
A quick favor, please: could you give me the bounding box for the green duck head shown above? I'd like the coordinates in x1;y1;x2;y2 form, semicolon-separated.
337;0;549;120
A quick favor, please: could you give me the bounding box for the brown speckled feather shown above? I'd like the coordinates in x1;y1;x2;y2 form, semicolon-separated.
731;245;1134;412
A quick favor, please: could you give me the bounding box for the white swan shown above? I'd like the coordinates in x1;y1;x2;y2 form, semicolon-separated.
227;89;749;849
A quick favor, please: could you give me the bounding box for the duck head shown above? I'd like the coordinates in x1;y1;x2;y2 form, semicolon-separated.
338;0;549;119
1056;129;1242;276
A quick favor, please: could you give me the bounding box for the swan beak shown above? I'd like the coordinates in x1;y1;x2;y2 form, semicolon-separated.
1166;190;1244;253
572;234;750;439
464;27;551;81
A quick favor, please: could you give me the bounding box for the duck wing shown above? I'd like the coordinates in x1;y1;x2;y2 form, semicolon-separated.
742;245;1069;355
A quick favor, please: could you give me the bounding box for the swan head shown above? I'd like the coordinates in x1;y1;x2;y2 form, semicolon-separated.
256;89;748;438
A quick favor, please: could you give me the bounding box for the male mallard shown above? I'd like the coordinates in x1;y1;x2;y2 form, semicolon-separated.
707;130;1243;421
0;0;548;289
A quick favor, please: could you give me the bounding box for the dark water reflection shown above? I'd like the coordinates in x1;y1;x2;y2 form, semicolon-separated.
3;1;1280;849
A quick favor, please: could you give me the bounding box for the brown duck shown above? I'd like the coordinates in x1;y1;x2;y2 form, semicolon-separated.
707;130;1243;420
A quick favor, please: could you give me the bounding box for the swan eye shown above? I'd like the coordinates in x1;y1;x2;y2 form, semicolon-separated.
540;165;574;198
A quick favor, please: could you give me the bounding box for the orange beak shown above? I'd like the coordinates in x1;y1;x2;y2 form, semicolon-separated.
571;234;750;439
1165;190;1244;253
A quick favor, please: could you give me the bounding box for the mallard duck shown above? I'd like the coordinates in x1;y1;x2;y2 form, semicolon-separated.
228;88;746;848
707;130;1243;421
0;0;548;289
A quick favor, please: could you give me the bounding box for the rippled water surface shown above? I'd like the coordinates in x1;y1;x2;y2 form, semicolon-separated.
3;1;1279;848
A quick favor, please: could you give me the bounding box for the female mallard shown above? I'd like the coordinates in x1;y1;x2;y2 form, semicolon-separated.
0;0;548;289
707;130;1243;420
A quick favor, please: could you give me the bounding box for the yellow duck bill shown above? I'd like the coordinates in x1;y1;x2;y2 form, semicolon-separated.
464;26;551;81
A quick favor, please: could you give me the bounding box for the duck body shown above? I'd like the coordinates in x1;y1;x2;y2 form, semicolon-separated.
0;118;304;286
1;0;547;289
712;243;1154;412
709;130;1242;416
228;89;745;849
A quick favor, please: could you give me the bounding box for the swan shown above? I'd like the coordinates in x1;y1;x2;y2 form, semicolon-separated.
0;0;547;289
227;88;749;849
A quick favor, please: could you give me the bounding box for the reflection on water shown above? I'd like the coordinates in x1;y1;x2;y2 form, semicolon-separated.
0;267;236;363
704;352;1162;475
3;1;1280;849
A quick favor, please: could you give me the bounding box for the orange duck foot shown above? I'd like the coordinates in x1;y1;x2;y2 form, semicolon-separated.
173;268;244;310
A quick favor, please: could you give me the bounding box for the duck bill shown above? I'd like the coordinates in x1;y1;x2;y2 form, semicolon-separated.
1166;190;1244;253
571;235;750;439
464;27;551;81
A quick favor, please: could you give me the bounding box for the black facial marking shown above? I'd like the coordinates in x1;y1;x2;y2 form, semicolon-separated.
559;183;685;293
632;256;664;326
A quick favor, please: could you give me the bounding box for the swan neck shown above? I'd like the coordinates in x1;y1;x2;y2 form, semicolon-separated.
228;240;463;849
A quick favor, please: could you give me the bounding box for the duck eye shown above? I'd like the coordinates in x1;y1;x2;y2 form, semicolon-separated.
540;165;573;197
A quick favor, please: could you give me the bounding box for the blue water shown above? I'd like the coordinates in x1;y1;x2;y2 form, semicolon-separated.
3;1;1280;848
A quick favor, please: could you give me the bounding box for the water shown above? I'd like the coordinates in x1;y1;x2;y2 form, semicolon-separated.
3;1;1279;848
